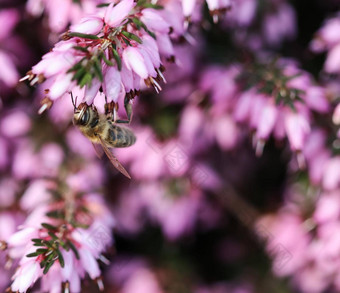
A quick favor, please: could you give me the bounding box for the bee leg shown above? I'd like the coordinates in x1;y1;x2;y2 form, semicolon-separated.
104;101;116;121
115;95;133;124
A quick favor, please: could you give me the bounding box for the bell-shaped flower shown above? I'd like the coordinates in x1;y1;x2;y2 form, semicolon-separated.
70;16;104;35
104;0;135;27
123;46;149;79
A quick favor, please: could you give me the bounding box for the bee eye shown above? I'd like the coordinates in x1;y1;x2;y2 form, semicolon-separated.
79;109;90;125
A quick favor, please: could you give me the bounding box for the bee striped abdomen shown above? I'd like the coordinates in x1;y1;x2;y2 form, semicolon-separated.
107;125;136;148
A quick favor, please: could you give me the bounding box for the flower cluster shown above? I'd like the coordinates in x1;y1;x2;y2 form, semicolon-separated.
257;183;340;293
23;0;174;112
25;0;105;33
199;59;329;161
6;189;114;293
4;0;340;292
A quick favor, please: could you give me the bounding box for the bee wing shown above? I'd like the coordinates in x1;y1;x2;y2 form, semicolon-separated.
92;142;104;159
98;136;132;179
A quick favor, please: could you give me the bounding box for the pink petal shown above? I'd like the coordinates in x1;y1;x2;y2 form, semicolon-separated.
249;94;266;128
314;191;340;224
49;73;74;100
156;33;174;58
121;60;134;92
0;9;19;39
233;90;253;122
141;9;170;34
8;227;37;246
333;103;340;125
79;248;100;279
325;44;340;73
284;111;310;151
305;86;329;113
323;157;340;190
214;115;238;150
84;78;101;104
47;0;71;32
0;51;18;86
139;47;157;77
0;111;31;137
32;51;76;78
319;18;340;47
11;261;41;292
141;36;161;68
103;66;122;102
104;0;135;27
122;47;148;79
70;16;103;35
182;0;197;17
256;101;278;140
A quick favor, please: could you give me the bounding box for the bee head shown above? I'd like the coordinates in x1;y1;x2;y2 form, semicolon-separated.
73;103;98;126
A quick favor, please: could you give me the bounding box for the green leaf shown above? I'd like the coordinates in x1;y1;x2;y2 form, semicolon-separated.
79;72;92;88
146;30;156;39
67;57;87;73
46;210;65;219
59;240;67;249
48;232;58;241
57;250;65;267
26;252;39;258
93;58;104;82
67;241;80;259
142;3;163;9
101;54;114;66
136;0;146;6
71;67;87;82
73;46;89;53
32;238;44;244
44;240;54;248
112;48;122;71
68;32;99;40
42;223;58;231
43;260;55;274
97;2;110;7
132;18;142;30
122;37;131;46
121;31;143;44
36;248;49;255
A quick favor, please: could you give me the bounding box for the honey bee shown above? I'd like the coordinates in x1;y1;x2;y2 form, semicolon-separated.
72;100;136;179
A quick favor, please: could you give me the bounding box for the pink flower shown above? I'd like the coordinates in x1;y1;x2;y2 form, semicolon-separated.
304;86;329;113
104;0;135;27
314;191;340;224
333;103;340;125
26;0;101;32
311;17;340;52
212;114;238;150
0;111;31;138
224;0;256;27
11;260;42;293
123;47;150;79
284;111;310;151
206;0;231;12
255;100;278;140
7;190;115;292
324;44;340;73
25;2;174;109
70;16;104;35
103;66;123;102
262;3;296;46
182;0;197;17
322;157;340;190
141;9;170;34
0;9;20;88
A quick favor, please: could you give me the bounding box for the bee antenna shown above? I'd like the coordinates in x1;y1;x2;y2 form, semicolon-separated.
70;92;78;111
